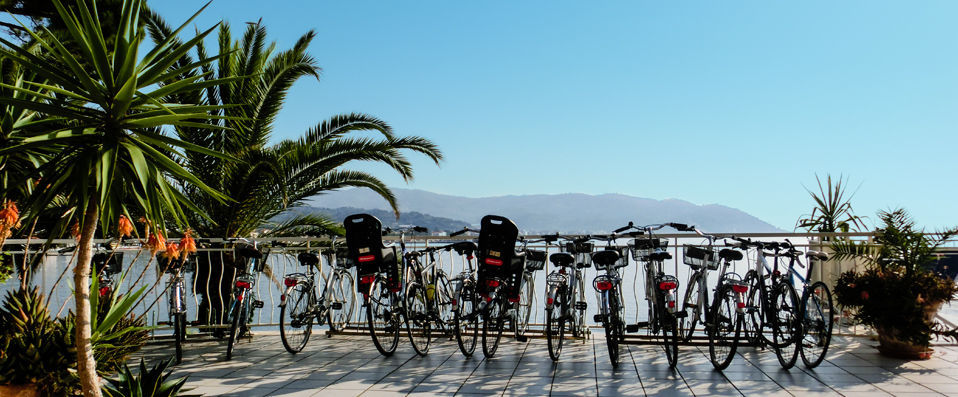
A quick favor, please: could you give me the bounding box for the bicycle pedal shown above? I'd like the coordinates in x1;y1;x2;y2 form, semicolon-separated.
331;302;343;310
574;302;587;311
252;300;264;308
515;335;528;342
593;314;605;323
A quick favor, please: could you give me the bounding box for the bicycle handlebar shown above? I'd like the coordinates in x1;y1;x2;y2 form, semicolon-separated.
449;227;480;237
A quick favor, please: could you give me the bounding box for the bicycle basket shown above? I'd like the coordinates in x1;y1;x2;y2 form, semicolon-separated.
683;246;719;270
614;247;629;268
546;271;568;287
566;242;593;267
629;238;668;261
525;249;546;271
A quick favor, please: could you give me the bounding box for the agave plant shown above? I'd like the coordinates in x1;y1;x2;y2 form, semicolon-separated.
796;174;867;235
0;0;232;395
102;358;199;397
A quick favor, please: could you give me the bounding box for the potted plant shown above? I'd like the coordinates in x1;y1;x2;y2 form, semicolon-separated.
832;208;958;359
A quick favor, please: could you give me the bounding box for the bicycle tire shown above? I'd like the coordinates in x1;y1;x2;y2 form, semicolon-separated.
708;284;741;370
225;299;244;360
325;271;354;332
174;312;184;364
405;282;431;356
280;284;314;354
454;283;479;356
742;270;763;347
772;282;800;369
435;272;455;332
516;272;534;338
366;278;400;356
679;272;701;342
605;290;621;367
800;281;833;368
482;297;504;358
546;287;565;361
658;291;679;369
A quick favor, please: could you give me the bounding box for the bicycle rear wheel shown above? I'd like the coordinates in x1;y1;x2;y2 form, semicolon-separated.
435;272;455;332
280;284;314;353
174;312;185;364
226;299;247;360
516;272;534;338
771;282;800;369
800;282;833;368
679;273;701;343
708;285;741;370
482;297;504;358
325;271;354;332
454;283;479;356
405;282;431;356
366;278;400;356
605;290;622;367
657;292;679;369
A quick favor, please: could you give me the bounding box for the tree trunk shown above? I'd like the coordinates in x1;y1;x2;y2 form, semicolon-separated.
74;200;101;397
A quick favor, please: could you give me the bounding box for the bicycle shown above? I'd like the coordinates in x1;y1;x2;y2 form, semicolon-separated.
796;250;833;368
403;241;456;356
622;222;688;368
279;238;357;354
157;250;193;364
224;238;267;360
735;236;803;369
475;215;528;358
447;235;481;356
589;231;631;367
544;234;592;362
344;213;425;357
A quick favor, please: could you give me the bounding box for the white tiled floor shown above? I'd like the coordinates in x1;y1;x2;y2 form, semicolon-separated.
132;332;958;396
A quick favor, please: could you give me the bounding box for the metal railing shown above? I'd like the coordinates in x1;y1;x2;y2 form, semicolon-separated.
1;232;956;339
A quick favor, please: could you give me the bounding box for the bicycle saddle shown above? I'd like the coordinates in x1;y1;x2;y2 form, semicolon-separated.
591;250;620;267
649;251;672;261
235;244;263;260
550;252;575;267
719;249;743;261
297;252;319;267
805;250;829;261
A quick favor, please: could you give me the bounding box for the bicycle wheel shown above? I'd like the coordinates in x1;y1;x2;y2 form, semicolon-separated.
280;283;314;353
325;271;355;332
679;273;701;342
605;290;621;367
657;291;679;369
405;282;431;356
482;297;504;358
742;270;763;346
708;285;741;370
546;288;565;361
366;278;400;356
173;312;185;364
771;282;800;369
800;282;833;368
454;283;479;356
515;272;534;338
435;272;455;331
225;299;247;360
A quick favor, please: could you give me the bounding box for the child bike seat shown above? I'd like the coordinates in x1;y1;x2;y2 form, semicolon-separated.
297;252;319;267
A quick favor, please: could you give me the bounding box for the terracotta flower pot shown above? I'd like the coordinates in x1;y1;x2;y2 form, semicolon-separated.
0;384;39;397
875;301;943;360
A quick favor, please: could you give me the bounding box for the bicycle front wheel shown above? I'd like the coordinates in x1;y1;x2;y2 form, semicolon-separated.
366;278;400;356
174;312;185;364
280;284;314;354
771;282;800;369
435;272;455;331
800;281;833;368
708;285;741;370
742;270;763;346
405;282;431;356
679;273;701;343
325;271;355;332
454;283;479;356
482;297;504;358
515;272;534;338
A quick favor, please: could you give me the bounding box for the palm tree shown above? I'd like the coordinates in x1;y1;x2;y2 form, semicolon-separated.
0;1;231;395
145;19;443;322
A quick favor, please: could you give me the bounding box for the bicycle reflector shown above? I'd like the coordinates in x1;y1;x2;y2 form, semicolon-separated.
485;258;503;266
98;286;111;296
731;284;748;293
658;281;678;290
486;279;501;288
596;281;614;291
360;275;375;284
547;297;554;305
235;280;252;289
284;278;298;287
668;301;676;308
358;255;375;263
737;302;746;309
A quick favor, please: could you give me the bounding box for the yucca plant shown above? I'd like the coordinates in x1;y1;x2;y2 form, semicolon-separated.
0;0;232;395
102;358;199;397
796;174;867;235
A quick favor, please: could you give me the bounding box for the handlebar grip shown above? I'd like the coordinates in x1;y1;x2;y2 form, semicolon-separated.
414;226;428;233
450;228;467;237
670;223;690;231
613;225;631;233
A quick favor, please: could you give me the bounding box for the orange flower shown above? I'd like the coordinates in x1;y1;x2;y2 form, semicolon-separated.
162;242;180;259
0;201;20;229
70;221;80;241
146;231;166;253
117;215;134;238
179;229;197;258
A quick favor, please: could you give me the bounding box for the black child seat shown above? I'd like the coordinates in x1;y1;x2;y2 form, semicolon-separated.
297;252;320;267
477;215;526;299
343;214;399;292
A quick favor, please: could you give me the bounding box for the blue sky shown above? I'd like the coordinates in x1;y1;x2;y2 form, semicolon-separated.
151;1;958;231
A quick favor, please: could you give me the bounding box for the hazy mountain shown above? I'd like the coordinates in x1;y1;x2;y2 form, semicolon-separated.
308;188;784;234
280;207;470;232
